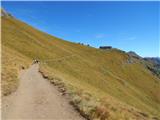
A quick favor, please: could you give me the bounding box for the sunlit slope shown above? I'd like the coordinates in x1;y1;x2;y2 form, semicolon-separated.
2;44;31;95
2;16;160;117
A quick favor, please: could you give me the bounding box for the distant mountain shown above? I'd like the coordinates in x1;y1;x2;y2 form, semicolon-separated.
144;57;160;66
128;50;160;78
143;57;160;78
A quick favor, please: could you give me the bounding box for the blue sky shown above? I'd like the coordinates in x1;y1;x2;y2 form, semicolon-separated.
2;1;160;57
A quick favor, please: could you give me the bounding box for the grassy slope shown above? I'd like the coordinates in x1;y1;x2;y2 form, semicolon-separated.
2;16;160;119
2;46;30;95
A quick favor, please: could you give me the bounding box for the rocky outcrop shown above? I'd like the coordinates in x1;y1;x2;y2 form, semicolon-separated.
128;51;142;59
1;8;13;17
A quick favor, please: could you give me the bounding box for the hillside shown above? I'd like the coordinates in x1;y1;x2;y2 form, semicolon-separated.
2;13;160;119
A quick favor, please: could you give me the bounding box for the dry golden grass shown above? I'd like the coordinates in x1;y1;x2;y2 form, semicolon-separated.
1;46;30;95
40;65;159;120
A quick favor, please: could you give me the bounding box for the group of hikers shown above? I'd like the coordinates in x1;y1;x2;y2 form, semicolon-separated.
32;59;40;64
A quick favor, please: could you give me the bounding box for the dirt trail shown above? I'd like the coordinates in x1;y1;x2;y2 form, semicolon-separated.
2;64;85;120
